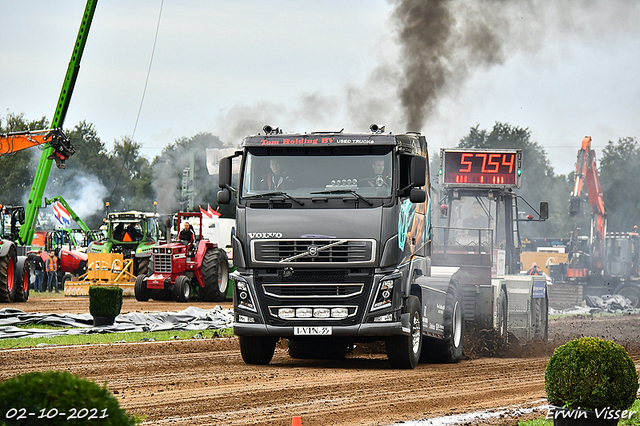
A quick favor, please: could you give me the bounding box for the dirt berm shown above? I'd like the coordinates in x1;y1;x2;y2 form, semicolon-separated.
2;296;639;426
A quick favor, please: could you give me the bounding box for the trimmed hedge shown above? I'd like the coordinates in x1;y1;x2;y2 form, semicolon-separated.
0;370;141;425
545;337;638;411
89;286;123;319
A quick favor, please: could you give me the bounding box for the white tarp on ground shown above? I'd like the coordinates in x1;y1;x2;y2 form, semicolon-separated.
0;306;234;339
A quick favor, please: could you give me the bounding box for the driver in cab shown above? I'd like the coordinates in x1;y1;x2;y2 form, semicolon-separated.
179;222;195;246
366;159;390;188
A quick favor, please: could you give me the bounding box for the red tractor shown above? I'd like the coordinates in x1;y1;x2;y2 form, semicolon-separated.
134;212;229;302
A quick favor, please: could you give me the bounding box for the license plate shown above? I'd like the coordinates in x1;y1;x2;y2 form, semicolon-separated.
294;326;332;336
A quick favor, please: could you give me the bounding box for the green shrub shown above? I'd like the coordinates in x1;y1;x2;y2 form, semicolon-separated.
545;337;639;411
89;286;123;318
0;370;141;425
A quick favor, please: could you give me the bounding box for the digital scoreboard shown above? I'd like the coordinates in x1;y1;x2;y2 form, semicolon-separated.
439;149;522;188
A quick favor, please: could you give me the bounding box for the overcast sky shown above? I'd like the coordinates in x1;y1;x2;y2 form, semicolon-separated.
1;0;639;176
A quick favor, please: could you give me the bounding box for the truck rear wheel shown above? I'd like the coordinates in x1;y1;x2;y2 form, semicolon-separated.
239;336;277;365
422;285;464;363
14;257;30;302
134;274;150;302
200;248;229;302
0;247;17;303
386;295;422;369
174;275;191;302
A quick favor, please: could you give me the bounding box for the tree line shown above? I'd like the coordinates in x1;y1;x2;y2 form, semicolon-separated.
0;112;232;229
1;112;638;238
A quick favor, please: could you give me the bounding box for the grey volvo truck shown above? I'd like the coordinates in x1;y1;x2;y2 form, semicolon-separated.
217;126;548;368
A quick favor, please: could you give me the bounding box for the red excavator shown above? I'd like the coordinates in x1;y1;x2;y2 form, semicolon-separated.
551;136;640;307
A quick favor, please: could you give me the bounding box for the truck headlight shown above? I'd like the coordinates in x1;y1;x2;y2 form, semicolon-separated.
372;279;395;310
234;277;256;312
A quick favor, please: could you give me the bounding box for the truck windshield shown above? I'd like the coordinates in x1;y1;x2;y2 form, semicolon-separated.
241;146;393;198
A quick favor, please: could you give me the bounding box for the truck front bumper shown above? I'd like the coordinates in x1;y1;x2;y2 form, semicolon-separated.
234;319;410;338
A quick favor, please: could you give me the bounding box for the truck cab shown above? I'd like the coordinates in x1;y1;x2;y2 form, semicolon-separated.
218;128;549;368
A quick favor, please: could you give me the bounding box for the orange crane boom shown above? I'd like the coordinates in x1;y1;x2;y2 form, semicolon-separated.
0;128;74;168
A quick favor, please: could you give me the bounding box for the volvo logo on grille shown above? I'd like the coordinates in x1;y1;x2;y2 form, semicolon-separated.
248;232;283;239
308;246;319;256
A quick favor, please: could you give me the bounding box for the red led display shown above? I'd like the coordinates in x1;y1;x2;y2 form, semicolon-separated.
441;150;522;188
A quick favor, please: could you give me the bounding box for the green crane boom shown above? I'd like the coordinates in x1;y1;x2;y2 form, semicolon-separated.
19;0;98;246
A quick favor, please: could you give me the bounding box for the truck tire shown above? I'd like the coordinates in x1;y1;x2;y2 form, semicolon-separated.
386;295;422;369
174;275;191;302
14;257;30;302
422;285;464;363
134;274;150;302
614;283;640;308
239;336;277;365
0;247;17;303
287;338;350;360
200;248;229;302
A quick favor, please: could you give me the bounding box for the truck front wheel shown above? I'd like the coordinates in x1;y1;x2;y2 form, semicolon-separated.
386;295;422;369
239;336;278;365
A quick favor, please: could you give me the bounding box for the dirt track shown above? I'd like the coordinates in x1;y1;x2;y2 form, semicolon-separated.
2;296;640;426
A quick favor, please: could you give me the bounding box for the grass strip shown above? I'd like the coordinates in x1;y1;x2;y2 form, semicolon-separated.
0;327;234;350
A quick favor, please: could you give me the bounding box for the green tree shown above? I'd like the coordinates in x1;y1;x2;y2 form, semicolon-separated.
456;122;573;238
0;112;50;204
599;137;640;231
103;137;155;212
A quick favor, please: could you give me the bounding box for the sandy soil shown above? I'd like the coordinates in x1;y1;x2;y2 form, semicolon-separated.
2;296;640;426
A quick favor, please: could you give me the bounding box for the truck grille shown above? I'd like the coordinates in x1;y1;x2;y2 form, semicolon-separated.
252;239;375;264
154;254;171;273
254;269;374;326
262;283;364;298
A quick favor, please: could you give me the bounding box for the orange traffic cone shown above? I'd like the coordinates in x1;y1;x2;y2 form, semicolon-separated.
291;416;302;426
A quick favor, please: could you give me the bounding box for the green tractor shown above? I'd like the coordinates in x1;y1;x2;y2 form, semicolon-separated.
88;211;162;277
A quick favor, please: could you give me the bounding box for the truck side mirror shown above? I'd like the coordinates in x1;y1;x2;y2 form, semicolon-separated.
540;202;549;220
217;189;231;205
411;156;426;187
410;188;426;203
218;157;232;189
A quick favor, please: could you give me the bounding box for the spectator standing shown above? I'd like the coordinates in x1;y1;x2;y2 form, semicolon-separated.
45;250;59;293
33;250;45;292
